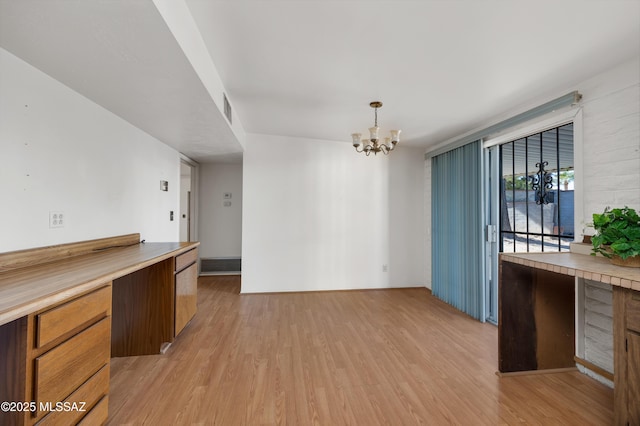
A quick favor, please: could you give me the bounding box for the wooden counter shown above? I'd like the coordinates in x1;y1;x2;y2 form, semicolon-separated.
500;251;640;290
0;235;199;425
499;251;640;425
0;240;198;327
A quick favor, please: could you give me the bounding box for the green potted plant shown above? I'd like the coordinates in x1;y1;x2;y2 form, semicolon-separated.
591;206;640;267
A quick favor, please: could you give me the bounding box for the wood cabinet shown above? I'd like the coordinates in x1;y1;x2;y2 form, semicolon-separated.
613;287;640;426
0;317;27;426
37;365;109;426
27;285;111;425
499;262;575;373
0;234;200;425
174;248;198;336
111;258;174;357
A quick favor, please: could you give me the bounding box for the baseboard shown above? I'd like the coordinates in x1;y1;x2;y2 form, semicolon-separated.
574;356;614;382
200;257;241;274
495;367;577;378
199;271;242;276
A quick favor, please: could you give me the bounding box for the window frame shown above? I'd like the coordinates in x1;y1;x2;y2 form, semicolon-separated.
484;107;584;243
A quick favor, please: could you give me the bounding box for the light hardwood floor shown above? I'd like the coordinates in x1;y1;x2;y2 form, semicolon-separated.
108;276;613;425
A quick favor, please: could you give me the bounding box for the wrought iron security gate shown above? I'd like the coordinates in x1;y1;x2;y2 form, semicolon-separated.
499;123;574;252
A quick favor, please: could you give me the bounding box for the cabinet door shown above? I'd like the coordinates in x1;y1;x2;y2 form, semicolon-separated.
175;263;197;336
628;331;640;425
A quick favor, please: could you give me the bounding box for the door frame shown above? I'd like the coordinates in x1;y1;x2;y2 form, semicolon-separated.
180;155;199;242
482;108;583;326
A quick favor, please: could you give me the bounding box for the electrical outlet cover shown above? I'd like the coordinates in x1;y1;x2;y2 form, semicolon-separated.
49;211;64;228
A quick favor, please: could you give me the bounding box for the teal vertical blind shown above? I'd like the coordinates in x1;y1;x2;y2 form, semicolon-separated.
431;140;485;321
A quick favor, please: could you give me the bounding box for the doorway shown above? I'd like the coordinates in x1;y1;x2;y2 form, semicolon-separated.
179;159;197;242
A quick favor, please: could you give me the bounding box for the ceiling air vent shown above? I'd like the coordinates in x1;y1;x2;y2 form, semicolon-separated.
223;93;232;124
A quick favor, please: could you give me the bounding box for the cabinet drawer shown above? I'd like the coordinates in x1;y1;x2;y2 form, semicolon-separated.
35;318;111;407
175;248;198;272
37;285;111;348
77;395;109;426
627;290;640;332
37;364;109;425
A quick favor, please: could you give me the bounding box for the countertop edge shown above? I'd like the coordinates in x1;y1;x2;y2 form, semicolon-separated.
500;252;640;291
0;242;200;327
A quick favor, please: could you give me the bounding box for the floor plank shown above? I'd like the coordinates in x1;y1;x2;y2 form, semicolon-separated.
108;276;613;425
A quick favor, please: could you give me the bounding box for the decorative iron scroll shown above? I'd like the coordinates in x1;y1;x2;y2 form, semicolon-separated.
530;161;554;205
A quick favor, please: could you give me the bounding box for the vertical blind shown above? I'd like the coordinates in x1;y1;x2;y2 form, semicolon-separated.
431;140;485;321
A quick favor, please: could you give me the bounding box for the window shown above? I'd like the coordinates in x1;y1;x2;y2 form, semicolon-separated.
499;123;574;252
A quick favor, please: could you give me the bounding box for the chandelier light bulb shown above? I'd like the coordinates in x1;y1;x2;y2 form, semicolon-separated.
390;129;401;144
369;126;379;142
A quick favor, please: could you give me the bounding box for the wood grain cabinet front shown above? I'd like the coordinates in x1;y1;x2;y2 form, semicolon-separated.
175;263;197;336
36;365;109;426
26;285;112;426
34;318;110;408
175;248;198;274
613;287;640;426
76;395;109;426
36;286;111;349
174;248;198;337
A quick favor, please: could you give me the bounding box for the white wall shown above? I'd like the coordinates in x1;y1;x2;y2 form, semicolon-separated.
577;56;639;380
0;48;181;252
389;146;426;287
579;57;640;221
242;133;424;293
198;163;243;258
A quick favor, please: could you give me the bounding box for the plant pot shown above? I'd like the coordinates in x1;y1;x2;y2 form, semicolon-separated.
610;254;640;268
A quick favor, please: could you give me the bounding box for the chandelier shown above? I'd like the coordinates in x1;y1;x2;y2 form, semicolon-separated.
351;101;401;156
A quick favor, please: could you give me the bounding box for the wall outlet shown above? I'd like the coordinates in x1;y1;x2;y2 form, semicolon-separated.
382;264;388;272
49;211;64;228
224;201;232;207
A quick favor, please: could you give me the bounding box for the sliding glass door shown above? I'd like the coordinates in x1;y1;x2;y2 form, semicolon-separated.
484;122;575;324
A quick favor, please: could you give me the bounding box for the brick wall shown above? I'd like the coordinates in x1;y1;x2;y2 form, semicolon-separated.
580;58;640;218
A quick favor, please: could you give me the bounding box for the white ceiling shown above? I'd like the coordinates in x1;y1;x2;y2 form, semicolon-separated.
1;1;639;161
0;0;239;163
187;0;640;147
